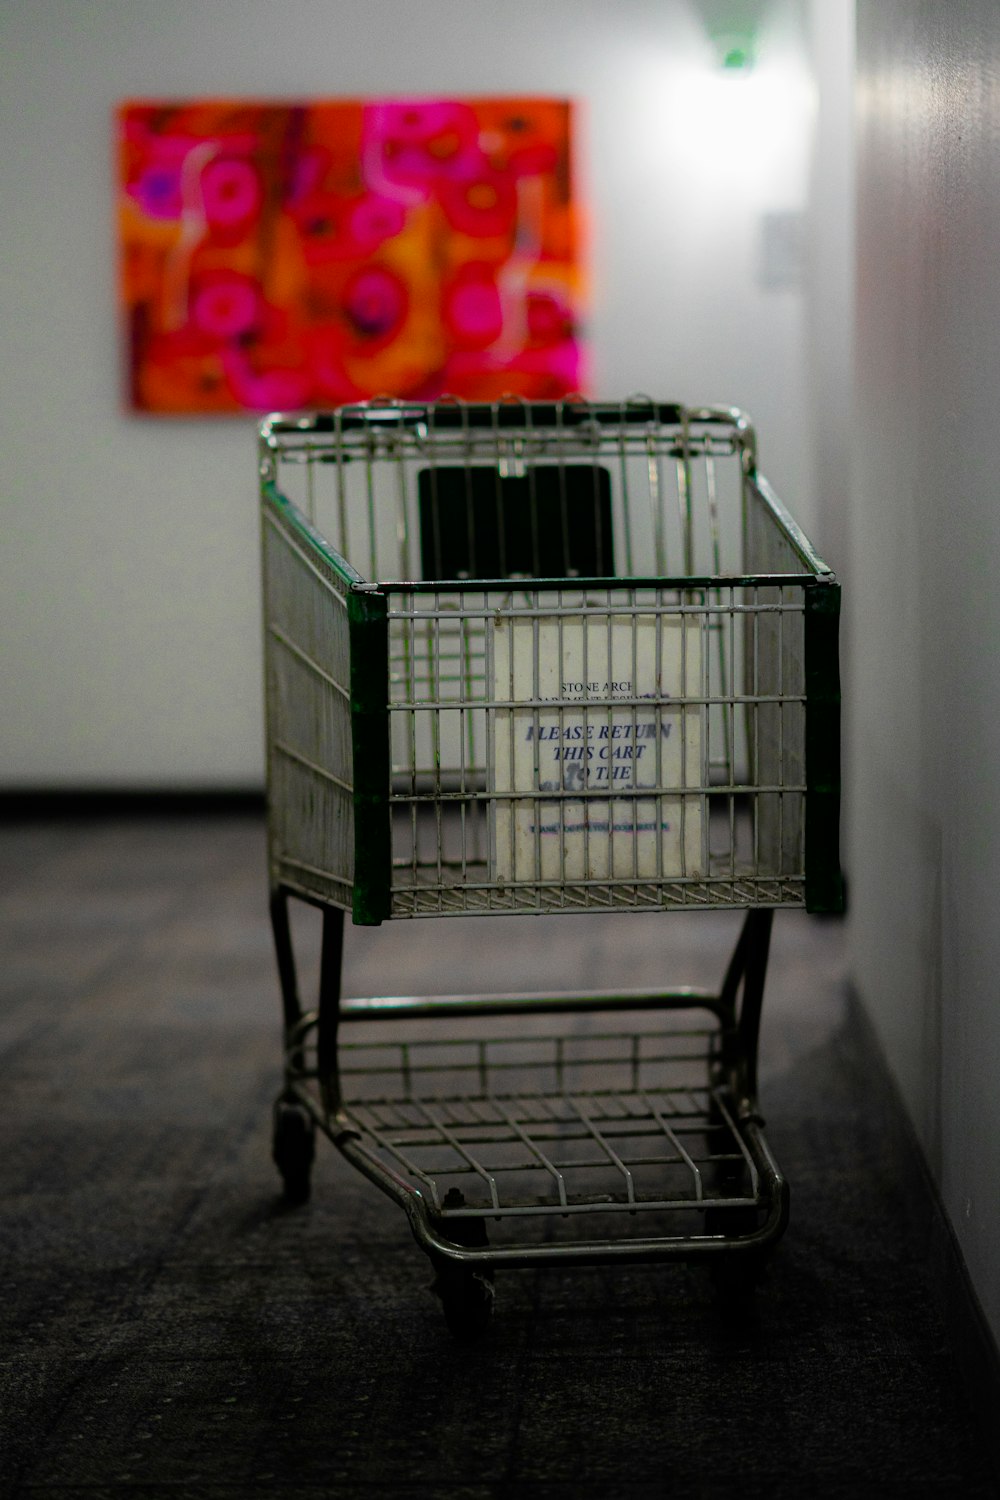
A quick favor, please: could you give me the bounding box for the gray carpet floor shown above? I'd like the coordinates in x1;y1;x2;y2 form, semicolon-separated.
1;815;997;1498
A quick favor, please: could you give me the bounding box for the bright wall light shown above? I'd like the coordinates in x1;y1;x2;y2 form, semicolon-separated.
665;58;816;202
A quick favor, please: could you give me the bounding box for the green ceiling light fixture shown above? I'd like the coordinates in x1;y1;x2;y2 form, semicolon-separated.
702;1;759;71
716;33;756;71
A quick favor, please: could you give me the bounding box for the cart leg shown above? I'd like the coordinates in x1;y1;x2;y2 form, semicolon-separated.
707;909;776;1301
271;904;344;1204
269;887;303;1057
718;907;773;1111
269;888;320;1204
316;907;345;1117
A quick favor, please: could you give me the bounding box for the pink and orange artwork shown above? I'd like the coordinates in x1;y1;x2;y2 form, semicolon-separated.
115;99;585;414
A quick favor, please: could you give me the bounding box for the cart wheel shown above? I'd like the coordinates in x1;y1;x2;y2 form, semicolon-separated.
710;1249;767;1306
433;1262;496;1342
272;1100;315;1204
430;1188;495;1341
704;1205;767;1305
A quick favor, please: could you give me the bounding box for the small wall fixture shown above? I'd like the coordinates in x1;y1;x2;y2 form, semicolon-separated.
713;31;756;71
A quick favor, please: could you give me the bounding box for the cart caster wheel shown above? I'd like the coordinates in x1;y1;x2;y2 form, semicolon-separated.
430;1188;495;1341
710;1250;766;1304
705;1206;766;1306
272;1100;315;1204
433;1263;496;1342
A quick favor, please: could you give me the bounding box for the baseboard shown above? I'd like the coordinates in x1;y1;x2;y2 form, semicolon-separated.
0;789;266;821
847;986;1000;1487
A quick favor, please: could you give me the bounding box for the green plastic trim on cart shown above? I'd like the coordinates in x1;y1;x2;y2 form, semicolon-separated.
745;473;833;579
262;480;366;593
804;581;844;914
348;585;391;926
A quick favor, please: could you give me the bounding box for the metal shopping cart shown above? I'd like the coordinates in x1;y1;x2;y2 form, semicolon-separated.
258;399;842;1338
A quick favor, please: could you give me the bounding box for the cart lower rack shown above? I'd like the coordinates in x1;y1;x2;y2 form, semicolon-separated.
259;399;842;1338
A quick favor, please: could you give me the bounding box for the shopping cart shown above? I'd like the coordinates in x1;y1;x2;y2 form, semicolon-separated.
258;399;842;1338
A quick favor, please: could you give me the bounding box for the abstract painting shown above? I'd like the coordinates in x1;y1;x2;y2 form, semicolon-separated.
115;99;585;413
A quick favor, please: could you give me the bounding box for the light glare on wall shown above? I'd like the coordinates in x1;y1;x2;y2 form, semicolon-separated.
666;58;815;200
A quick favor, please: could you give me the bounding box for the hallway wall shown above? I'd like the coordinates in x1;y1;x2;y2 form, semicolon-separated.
804;0;854;582
851;0;1000;1344
0;0;816;788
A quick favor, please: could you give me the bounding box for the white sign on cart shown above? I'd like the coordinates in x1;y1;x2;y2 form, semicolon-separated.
490;607;705;887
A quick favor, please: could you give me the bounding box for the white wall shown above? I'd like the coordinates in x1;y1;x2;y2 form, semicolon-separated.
804;0;854;581
851;0;1000;1343
0;0;817;788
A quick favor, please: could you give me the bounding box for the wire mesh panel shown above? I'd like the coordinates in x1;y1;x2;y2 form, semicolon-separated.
259;400;840;922
261;494;357;911
383;583;810;914
260;401;749;585
327;1009;761;1244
